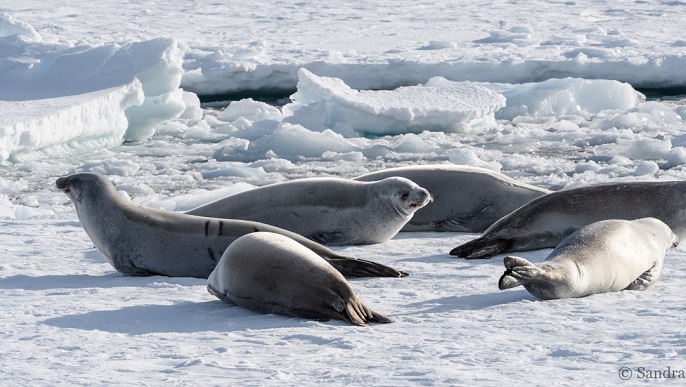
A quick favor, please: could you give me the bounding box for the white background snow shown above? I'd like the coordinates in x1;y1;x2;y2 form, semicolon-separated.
2;0;686;384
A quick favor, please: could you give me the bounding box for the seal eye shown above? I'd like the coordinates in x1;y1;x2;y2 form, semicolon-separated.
401;192;409;200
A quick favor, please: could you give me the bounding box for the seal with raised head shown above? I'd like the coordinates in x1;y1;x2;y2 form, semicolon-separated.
55;173;407;278
186;176;431;245
499;218;678;299
208;232;393;326
354;164;550;232
450;180;686;259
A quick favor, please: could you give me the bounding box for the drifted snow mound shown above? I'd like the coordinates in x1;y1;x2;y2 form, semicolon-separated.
429;77;645;120
0;14;190;162
283;68;506;136
214;123;361;162
492;78;644;120
0;12;41;42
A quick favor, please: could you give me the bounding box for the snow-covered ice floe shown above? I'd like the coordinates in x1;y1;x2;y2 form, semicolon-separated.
0;13;195;163
283;68;506;136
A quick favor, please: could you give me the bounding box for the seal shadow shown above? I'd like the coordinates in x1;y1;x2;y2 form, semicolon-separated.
41;301;344;334
407;290;536;312
5;273;358;332
0;273;202;291
53;221;83;228
395;252;507;267
82;248;106;264
391;231;478;241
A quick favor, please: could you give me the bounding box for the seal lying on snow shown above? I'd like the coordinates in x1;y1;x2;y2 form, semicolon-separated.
451;180;686;259
208;232;393;326
186;177;431;245
499;218;678;299
56;173;406;278
354;164;550;232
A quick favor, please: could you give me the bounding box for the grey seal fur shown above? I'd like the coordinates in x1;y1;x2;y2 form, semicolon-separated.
354;164;549;232
207;232;393;326
55;172;407;278
186;176;431;245
451;180;686;259
499;218;678;299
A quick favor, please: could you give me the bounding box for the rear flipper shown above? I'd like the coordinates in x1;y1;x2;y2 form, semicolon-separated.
325;257;408;278
498;256;545;290
336;297;394;326
450;238;508;259
624;258;664;291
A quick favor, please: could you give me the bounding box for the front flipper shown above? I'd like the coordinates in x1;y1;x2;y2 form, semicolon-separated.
450;238;509;259
207;284;237;305
435;219;470;232
310;230;346;246
625;258;664;291
499;256;545;290
325;257;408;278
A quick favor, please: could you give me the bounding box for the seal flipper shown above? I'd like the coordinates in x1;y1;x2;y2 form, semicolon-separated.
435;219;470;232
337;298;393;326
498;256;545;290
450;238;509;259
369;309;394;324
207;284;237;305
126;264;169;277
624;258;664;291
310;231;345;245
325;257;408;278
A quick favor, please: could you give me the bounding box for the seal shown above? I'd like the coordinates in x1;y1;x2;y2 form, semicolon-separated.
450;180;686;259
498;218;678;299
55;172;407;278
207;232;393;326
354;164;550;232
186;176;431;245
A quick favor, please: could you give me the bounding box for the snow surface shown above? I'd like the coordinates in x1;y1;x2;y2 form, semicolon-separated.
2;1;686;384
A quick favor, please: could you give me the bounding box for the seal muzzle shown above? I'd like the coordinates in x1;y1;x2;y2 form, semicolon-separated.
55;177;70;192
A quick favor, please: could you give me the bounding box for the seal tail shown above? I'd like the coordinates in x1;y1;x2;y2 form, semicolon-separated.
326;257;408;278
450;238;508;259
498;256;543;290
344;299;394;326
